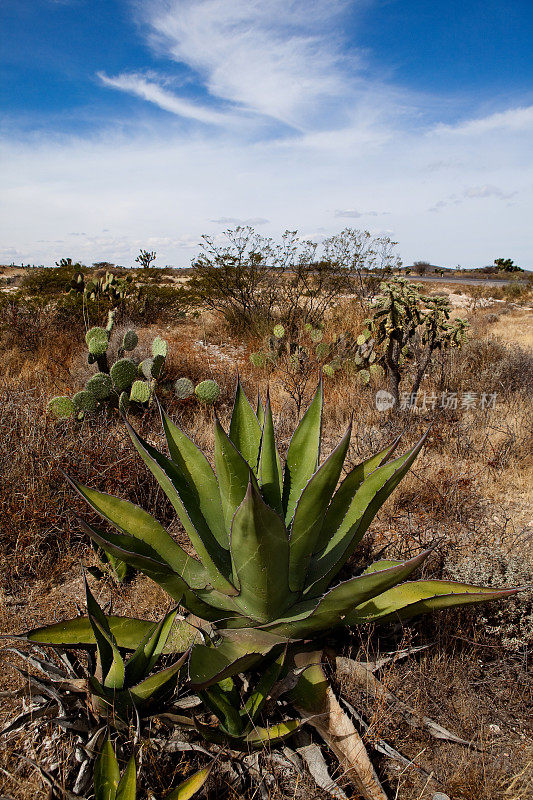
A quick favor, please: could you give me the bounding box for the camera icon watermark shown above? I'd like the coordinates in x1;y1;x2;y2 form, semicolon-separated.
375;390;396;412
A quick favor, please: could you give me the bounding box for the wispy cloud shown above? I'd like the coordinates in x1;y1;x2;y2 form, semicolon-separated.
210;216;270;225
98;72;237;125
334;209;388;218
429;184;518;212
434;105;533;136
139;0;359;130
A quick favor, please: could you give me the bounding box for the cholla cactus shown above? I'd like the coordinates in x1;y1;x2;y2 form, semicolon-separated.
368;277;470;403
174;377;195;400
195;379;220;404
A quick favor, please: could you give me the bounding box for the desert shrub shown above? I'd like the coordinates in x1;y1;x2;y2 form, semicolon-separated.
130;283;187;323
450;337;533;397
184;227;379;334
446;545;533;651
20;264;88;298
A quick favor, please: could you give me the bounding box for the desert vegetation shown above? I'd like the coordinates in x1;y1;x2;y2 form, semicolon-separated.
0;229;532;800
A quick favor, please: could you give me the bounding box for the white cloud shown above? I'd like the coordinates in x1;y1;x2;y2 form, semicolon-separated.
138;0;360;130
429;184;519;212
334;209;387;218
434;105;533;136
98;72;237;126
210;217;270;225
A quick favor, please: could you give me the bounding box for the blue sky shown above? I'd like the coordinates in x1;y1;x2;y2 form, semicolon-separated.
1;0;532;267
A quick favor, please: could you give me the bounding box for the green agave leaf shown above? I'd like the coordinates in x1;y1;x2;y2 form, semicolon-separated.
160;407;228;549
257;392;283;515
128;649;188;704
230;480;292;622
245;719;301;745
92;618;126;690
25;616;197;653
79;519;198;603
165;764;213;800
94;736;120;800
200;682;244;738
346;580;519;624
124;420;236;596
244;647;286;722
313;437;401;556
115;756;136;800
256;391;265;428
80;520;231;619
282;380;323;526
66;475;208;590
125;607;179;685
268;548;432;637
84;575;123;687
306;432;429;595
229;379;263;475
215;416;258;541
189;628;287;689
288;422;352;593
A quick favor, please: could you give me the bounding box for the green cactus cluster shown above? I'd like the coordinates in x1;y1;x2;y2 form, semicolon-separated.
65;270;139;305
366;277;469;402
47;315;168;420
171;376;221;405
249;322;384;392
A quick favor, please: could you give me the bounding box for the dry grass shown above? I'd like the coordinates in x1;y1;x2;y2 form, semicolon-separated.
1;292;532;800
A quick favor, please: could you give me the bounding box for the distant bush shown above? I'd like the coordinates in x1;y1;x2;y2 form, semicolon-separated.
130;283;188;323
20;264;89;298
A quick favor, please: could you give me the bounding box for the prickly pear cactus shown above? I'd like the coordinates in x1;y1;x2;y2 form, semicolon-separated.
110;359;137;392
152;336;168;358
139;358;154;379
194;379;220;405
130;380;151;404
273;324;285;339
174;377;195;400
86;327;109;356
122;330;138;351
86;373;113;400
72;390;97;413
47;396;75;419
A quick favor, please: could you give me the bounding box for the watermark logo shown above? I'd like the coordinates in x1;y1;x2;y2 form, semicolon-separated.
375;390;498;412
375;390;396;412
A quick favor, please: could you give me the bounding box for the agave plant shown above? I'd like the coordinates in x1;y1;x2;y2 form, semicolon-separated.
94;736;212;800
11;576;194;735
195;647;301;748
25;380;516;687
